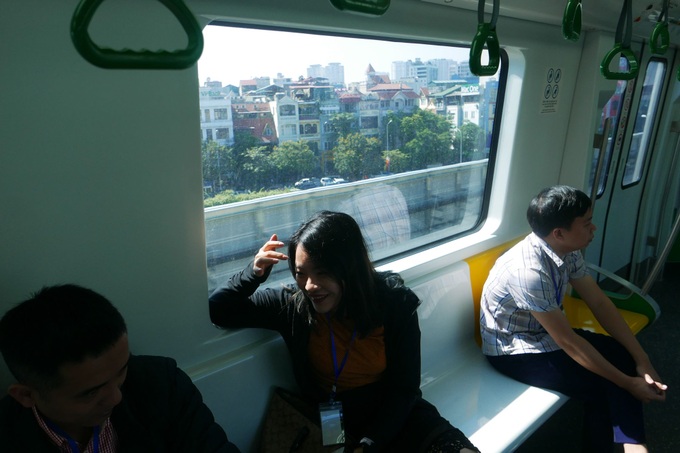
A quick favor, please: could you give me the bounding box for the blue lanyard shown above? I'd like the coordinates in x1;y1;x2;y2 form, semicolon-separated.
548;264;563;306
45;420;100;453
326;313;357;401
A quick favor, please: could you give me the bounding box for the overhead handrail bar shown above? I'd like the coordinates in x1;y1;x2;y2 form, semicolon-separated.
600;0;639;80
70;0;203;70
469;0;500;76
562;0;582;42
650;0;670;55
329;0;390;15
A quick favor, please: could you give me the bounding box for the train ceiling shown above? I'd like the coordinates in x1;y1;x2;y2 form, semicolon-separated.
422;0;680;47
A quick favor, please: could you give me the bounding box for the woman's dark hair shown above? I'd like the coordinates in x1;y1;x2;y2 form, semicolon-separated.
287;211;383;336
0;284;127;391
527;185;592;237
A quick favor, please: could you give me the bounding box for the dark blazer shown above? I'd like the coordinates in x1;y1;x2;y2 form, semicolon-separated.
209;262;424;450
0;355;240;452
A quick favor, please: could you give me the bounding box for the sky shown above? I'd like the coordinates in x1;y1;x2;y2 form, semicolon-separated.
197;24;472;87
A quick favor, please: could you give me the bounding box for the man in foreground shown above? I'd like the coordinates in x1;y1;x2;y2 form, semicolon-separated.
0;284;240;452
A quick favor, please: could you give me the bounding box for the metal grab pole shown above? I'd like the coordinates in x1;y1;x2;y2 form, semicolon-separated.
590;117;612;208
641;209;680;295
583;117;611;262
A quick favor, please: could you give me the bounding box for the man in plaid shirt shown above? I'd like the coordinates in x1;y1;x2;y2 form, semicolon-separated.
480;185;667;453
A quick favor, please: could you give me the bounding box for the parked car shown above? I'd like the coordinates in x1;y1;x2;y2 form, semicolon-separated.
320;176;347;186
294;177;321;189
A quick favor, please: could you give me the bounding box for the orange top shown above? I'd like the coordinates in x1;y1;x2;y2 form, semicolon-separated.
308;313;386;393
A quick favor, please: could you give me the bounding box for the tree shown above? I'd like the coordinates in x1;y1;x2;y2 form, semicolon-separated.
201;141;230;192
383;149;409;173
453;122;486;163
227;131;263;188
328;112;359;138
270;141;316;184
241;146;273;191
401;110;452;169
333;133;382;179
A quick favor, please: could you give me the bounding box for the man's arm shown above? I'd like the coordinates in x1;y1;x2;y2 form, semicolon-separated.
169;364;242;453
570;276;650;362
531;306;666;403
570;275;668;389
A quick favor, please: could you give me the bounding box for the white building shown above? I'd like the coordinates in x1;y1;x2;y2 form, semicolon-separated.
307;62;345;86
198;81;235;146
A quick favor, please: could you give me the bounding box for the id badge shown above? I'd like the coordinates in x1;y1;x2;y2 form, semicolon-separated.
318;401;345;446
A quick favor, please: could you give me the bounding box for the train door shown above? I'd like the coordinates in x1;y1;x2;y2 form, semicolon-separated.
589;46;672;280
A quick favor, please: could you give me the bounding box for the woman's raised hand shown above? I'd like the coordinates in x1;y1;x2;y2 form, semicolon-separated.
253;234;288;277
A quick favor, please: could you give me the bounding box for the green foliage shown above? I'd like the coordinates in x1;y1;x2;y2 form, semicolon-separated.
383;149;409;173
271;141;316;183
333;133;383;179
401;110;453;168
328;112;359;137
241;146;274;191
203;188;297;208
453;122;486;163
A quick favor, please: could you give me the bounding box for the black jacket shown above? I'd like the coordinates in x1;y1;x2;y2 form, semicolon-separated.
0;355;240;452
209;262;423;450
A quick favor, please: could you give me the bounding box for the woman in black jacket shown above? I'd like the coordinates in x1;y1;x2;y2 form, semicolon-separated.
209;211;477;453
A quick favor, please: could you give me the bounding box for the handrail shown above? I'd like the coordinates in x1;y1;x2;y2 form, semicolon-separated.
600;0;639;80
329;0;390;15
641;210;680;294
562;0;582;42
469;0;500;77
586;263;660;325
70;0;203;70
650;0;670;55
589;117;611;206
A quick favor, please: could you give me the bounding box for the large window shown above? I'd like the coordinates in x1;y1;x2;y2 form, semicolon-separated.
199;24;505;291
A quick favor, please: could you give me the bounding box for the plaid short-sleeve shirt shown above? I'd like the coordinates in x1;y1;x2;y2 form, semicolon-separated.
480;233;586;356
33;406;118;453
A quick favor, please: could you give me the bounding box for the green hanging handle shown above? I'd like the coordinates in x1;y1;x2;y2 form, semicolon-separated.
601;45;639;80
329;0;390;15
562;0;582;42
651;23;670;55
70;0;204;69
469;0;500;77
650;0;669;55
600;0;638;80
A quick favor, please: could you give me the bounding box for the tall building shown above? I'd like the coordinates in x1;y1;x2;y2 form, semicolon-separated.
409;58;438;84
306;62;345;87
392;60;411;81
325;63;345;86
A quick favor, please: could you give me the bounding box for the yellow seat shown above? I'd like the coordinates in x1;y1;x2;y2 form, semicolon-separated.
563;295;649;335
466;237;525;346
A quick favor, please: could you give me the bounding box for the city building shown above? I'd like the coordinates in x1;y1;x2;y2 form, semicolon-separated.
199;80;235;146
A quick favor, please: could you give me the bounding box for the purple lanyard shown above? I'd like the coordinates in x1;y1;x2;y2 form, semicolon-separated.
326;313;357;401
549;264;563;306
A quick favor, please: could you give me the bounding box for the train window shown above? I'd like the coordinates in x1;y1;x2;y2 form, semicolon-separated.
623;59;666;187
198;23;505;291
